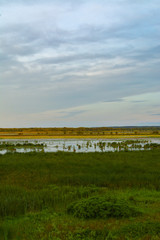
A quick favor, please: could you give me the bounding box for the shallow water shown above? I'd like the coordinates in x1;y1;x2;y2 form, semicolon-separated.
0;138;160;154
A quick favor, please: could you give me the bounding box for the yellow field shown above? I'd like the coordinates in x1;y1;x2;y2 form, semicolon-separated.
0;134;160;139
0;127;160;139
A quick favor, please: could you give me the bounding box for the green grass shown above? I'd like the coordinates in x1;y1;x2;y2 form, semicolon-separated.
67;195;141;219
0;150;160;239
1;151;160;189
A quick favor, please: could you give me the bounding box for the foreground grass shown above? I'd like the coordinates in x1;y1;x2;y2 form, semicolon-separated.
0;151;160;239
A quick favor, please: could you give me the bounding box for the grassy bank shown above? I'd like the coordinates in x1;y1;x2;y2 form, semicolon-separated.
0;151;160;239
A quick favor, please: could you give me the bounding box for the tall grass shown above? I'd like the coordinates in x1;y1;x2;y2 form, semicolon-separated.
0;151;160;189
0;185;101;218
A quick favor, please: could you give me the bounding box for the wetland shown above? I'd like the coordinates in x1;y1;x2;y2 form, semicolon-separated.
0;138;160;154
1;127;160;239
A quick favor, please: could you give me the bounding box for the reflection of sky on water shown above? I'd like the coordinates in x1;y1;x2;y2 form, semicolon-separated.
0;138;160;155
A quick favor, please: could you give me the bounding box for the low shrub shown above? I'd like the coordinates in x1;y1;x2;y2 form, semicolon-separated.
67;196;141;219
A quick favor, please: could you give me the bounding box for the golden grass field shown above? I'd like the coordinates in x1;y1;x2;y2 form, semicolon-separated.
0;127;160;139
0;134;160;139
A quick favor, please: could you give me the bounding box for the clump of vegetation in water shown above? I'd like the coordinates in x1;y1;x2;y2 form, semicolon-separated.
144;143;160;149
0;142;46;150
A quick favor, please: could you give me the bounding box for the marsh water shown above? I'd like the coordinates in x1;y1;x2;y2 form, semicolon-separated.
0;138;160;154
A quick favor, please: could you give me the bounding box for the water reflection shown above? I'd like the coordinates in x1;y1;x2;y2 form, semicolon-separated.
0;138;160;154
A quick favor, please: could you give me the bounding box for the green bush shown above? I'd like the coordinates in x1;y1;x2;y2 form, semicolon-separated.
67;196;141;219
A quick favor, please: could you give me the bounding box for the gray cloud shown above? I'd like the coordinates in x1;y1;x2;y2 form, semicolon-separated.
58;110;87;118
129;100;146;103
36;52;112;65
103;99;123;103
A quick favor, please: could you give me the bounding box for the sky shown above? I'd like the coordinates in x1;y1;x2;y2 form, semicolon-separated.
0;0;160;127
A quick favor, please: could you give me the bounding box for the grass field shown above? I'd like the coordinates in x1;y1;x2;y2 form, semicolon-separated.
0;127;160;139
1;134;160;139
0;150;160;239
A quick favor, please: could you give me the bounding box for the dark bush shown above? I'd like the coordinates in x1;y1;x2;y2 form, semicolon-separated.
67;196;141;219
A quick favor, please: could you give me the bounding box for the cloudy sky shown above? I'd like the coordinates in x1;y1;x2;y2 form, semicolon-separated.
0;0;160;127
